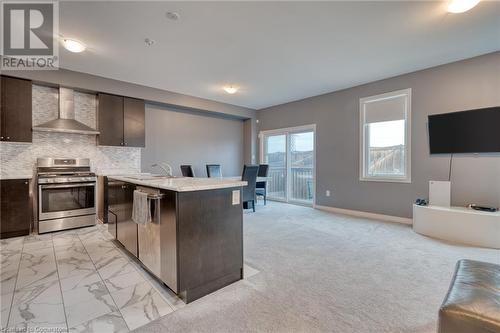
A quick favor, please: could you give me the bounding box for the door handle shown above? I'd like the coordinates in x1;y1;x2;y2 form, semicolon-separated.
40;183;95;189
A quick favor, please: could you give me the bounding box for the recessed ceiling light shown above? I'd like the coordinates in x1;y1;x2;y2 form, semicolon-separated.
223;86;239;94
166;11;180;20
447;0;480;13
144;38;155;46
62;38;86;53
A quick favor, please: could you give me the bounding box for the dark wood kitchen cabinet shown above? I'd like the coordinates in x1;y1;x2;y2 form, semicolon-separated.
98;93;124;146
0;76;32;143
98;93;145;147
1;179;31;239
105;178;137;256
123;97;145;147
105;178;244;303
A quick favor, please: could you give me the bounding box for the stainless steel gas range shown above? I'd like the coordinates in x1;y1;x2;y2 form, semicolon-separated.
37;158;96;233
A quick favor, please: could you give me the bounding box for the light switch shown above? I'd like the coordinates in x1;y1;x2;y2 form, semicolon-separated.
232;190;240;205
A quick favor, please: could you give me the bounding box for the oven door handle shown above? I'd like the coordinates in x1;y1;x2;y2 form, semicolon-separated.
39;183;96;189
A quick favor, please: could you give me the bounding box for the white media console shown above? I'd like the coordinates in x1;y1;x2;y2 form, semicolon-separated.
413;204;500;249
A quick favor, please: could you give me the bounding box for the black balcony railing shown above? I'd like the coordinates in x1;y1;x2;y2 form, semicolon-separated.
267;167;313;202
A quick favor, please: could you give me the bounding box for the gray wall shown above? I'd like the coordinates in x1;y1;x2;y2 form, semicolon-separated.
243;118;258;165
142;104;244;177
257;52;500;218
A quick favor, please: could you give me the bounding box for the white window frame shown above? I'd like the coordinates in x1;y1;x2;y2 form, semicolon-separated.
259;124;317;206
359;88;411;183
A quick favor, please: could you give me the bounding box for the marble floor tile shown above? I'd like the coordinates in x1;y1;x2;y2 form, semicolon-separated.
84;241;116;258
9;280;66;331
103;270;147;293
113;245;134;261
21;244;54;256
1;225;187;332
22;240;54;252
1;251;21;277
97;258;136;281
16;260;58;290
60;270;102;292
65;294;117;328
1;291;13;329
0;269;19;295
111;282;172;330
143;276;185;311
100;231;116;241
91;248;125;269
62;278;109;307
0;237;24;252
56;254;96;279
19;247;55;270
23;234;52;243
76;226;99;235
78;228;105;242
22;234;53;252
53;235;82;248
55;244;88;259
69;311;129;333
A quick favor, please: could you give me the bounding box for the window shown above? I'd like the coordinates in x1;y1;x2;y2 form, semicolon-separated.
360;89;411;182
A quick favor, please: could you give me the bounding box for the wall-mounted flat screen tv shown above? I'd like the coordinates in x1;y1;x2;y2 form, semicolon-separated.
428;106;500;154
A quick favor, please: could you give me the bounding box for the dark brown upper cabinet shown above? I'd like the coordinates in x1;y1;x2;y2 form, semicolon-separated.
98;93;145;147
123;97;145;147
1;179;31;239
0;76;32;143
98;93;124;146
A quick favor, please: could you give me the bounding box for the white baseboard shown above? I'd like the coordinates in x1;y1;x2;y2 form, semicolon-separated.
314;204;413;225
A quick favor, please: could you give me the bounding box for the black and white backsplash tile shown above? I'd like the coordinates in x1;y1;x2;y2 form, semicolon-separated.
0;85;140;178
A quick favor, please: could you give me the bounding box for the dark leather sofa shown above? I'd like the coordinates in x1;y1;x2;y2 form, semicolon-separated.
439;259;500;333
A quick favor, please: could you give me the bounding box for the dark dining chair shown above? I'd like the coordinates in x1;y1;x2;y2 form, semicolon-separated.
180;165;195;177
255;164;269;205
206;164;222;178
241;165;259;212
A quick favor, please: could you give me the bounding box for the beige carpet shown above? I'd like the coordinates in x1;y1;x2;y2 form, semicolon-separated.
134;201;500;333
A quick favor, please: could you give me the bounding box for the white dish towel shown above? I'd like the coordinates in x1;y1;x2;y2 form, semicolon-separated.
132;190;151;225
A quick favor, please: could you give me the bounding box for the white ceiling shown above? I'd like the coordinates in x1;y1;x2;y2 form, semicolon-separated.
59;1;500;110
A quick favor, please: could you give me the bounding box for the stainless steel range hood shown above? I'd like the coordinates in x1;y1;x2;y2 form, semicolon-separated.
33;87;100;135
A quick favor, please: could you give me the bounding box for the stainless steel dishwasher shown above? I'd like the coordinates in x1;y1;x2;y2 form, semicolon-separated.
136;186;178;292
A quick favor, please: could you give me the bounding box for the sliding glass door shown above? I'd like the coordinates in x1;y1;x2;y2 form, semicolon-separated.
263;134;287;201
261;126;315;205
289;131;314;203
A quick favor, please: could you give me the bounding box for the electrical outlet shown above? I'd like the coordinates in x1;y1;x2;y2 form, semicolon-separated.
326;190;331;197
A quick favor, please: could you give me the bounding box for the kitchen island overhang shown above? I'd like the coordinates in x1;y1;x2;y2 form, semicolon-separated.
105;176;247;303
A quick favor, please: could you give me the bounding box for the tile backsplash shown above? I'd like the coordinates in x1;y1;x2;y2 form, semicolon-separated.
0;85;141;178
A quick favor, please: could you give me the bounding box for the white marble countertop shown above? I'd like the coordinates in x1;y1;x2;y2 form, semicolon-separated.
108;175;247;192
95;168;141;176
0;174;33;180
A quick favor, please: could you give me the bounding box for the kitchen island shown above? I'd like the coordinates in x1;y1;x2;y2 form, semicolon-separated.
104;175;247;303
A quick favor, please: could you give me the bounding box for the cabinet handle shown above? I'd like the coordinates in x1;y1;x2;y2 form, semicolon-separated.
121;185;127;189
0;136;3;140
6;137;10;140
120;142;124;146
24;181;28;185
124;142;128;146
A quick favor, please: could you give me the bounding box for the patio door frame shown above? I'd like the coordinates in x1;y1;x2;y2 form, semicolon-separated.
259;124;316;206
